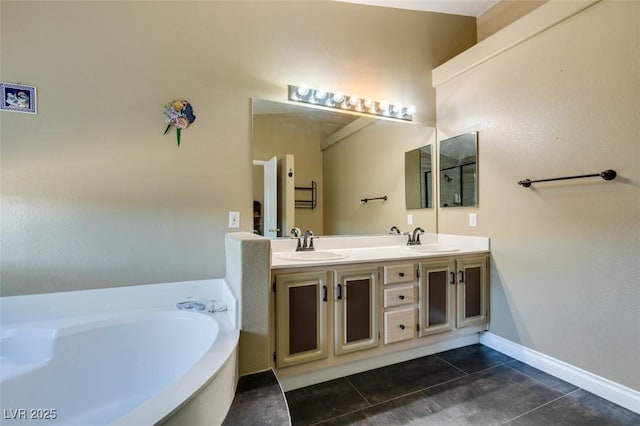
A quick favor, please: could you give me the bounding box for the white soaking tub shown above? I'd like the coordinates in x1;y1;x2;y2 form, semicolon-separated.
0;279;239;425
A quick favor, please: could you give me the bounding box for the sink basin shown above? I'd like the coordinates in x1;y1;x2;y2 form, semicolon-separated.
277;251;348;261
405;244;460;253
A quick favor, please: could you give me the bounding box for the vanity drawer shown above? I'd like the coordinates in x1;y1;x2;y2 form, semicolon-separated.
383;285;414;308
383;264;415;284
384;308;416;344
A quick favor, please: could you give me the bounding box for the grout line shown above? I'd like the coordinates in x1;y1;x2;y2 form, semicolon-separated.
345;376;373;407
499;393;570;425
433;354;471;375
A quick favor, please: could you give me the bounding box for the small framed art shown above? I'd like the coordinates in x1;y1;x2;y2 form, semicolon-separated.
1;82;37;114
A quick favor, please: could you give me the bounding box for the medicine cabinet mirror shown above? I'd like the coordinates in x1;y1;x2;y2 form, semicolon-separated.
404;145;433;209
439;132;478;207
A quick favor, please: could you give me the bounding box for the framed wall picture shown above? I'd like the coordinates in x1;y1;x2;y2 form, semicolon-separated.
1;82;37;114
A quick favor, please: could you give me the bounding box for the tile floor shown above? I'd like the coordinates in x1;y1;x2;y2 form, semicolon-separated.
284;344;640;426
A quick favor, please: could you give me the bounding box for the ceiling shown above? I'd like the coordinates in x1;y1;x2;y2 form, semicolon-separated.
336;0;500;17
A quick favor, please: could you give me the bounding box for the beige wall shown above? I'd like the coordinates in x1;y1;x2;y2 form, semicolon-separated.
436;0;640;390
0;1;475;296
323;120;437;234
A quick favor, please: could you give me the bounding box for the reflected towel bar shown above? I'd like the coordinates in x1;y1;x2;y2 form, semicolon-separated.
518;169;617;187
361;195;388;203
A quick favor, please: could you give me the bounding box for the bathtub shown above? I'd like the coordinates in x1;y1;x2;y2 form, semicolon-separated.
0;279;239;425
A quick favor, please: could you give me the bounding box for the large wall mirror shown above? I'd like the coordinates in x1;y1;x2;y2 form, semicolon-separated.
439;132;478;207
252;98;437;237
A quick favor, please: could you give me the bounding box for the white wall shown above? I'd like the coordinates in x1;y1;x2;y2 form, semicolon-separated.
435;0;640;390
0;1;475;296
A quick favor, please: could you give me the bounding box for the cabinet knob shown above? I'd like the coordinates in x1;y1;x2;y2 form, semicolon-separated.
399;324;405;330
398;272;405;277
398;295;405;300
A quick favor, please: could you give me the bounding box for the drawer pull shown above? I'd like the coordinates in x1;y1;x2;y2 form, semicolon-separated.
398;272;405;277
399;324;405;330
450;272;456;285
398;295;405;300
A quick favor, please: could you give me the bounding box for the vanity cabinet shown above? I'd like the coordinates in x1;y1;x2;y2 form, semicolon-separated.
334;268;379;355
272;252;489;375
418;254;488;337
274;271;329;368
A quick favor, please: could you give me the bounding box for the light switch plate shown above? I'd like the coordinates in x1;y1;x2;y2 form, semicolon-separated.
469;213;477;227
229;211;240;228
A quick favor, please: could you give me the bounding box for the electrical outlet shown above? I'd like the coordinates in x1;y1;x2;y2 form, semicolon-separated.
229;211;240;228
469;213;477;227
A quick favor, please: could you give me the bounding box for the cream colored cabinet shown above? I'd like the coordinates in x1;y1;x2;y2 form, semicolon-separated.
455;255;489;328
274;271;329;368
273;254;489;372
418;259;456;337
418;254;488;337
382;264;417;345
334;268;379;355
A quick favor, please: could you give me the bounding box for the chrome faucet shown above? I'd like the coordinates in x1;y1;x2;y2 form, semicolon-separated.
390;226;401;235
295;229;316;251
407;227;425;246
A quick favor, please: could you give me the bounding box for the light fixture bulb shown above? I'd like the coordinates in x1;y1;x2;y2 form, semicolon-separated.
392;104;403;116
406;105;417;116
314;90;327;102
348;95;359;107
296;85;310;97
378;101;389;112
332;92;344;103
363;98;374;109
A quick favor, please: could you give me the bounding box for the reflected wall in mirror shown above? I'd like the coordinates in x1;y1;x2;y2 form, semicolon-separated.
252;98;437;236
439;132;477;207
405;145;433;209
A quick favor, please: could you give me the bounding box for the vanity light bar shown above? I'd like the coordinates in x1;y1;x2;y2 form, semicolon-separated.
288;85;416;122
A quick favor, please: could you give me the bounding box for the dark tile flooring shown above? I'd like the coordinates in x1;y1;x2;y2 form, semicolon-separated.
223;370;290;425
284;344;640;426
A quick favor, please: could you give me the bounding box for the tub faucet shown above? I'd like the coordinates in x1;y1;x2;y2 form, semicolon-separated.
177;300;207;312
390;226;401;235
296;229;316;251
407;227;425;246
177;298;227;313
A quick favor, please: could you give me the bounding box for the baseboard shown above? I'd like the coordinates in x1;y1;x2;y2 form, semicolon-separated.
480;332;640;414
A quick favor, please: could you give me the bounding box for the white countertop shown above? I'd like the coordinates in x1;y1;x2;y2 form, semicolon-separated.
271;233;489;269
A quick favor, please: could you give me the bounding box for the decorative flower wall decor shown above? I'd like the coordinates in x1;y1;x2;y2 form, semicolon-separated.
164;100;196;146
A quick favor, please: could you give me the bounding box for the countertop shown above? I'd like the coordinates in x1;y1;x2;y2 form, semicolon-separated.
271;233;490;269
